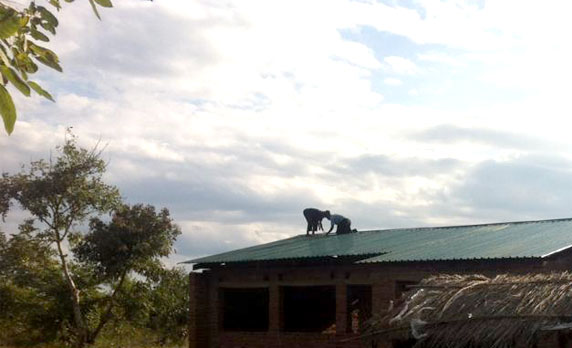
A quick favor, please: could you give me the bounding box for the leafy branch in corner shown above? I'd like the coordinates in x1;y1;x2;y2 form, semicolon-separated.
0;0;113;135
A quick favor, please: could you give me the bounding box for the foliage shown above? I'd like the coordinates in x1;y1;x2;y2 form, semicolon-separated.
0;132;121;226
75;204;181;280
0;237;190;347
146;267;189;345
0;223;72;345
111;268;190;345
0;226;189;347
74;203;182;344
0;132;187;347
0;0;113;135
92;323;186;348
0;130;121;346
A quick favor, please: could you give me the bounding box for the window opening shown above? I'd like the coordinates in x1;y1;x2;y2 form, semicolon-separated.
221;287;269;331
282;285;336;332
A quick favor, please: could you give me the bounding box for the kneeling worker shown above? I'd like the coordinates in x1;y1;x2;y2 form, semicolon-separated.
326;213;354;235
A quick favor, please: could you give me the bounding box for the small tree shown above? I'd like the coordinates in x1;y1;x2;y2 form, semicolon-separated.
0;132;121;346
1;133;183;347
1;134;182;347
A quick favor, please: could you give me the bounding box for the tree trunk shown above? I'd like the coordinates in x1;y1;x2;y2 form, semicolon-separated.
55;237;88;347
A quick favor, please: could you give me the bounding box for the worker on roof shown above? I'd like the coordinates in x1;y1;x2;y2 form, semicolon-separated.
326;213;355;235
303;208;331;235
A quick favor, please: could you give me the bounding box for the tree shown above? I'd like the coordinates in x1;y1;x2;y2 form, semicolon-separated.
0;0;113;135
0;131;121;346
0;132;182;347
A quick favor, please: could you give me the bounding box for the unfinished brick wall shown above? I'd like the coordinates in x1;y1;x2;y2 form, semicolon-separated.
189;258;559;348
189;272;209;348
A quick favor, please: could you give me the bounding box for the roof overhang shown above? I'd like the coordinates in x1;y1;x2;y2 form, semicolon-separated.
192;252;387;270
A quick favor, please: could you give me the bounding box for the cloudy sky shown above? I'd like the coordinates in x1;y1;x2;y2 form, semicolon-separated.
3;0;572;264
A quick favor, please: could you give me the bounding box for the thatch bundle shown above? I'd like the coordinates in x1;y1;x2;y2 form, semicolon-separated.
365;272;572;348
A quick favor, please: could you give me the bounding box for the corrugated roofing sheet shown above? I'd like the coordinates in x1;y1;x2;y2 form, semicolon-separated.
185;218;572;265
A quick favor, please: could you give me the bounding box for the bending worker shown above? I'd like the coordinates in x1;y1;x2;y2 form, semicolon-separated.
326;213;353;235
303;208;330;235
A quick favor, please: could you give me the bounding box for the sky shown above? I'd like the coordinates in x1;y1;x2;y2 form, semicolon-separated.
3;0;572;265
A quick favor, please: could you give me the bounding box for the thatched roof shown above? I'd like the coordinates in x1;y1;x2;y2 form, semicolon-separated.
365;272;572;348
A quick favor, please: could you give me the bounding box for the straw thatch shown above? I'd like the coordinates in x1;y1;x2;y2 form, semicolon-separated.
365;272;572;348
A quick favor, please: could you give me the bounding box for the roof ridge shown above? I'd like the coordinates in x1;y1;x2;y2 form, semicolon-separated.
359;217;572;234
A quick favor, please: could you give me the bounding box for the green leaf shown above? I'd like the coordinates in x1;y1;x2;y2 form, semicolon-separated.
19;16;28;28
88;0;101;20
38;6;59;27
0;47;11;67
0;84;16;134
0;9;23;39
1;66;30;97
28;81;54;102
34;54;62;72
40;21;56;35
30;44;62;72
29;43;45;56
16;53;38;73
30;29;49;42
48;0;62;10
94;0;113;8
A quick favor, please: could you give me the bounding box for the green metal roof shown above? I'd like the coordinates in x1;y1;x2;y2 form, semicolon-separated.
185;218;572;266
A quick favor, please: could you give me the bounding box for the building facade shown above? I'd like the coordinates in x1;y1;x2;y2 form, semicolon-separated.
186;218;572;348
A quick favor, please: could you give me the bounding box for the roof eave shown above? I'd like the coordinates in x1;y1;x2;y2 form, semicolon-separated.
192;253;386;270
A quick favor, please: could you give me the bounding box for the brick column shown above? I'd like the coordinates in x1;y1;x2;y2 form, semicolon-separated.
269;280;280;333
189;272;209;348
372;281;394;315
335;282;347;336
208;277;219;348
369;281;396;348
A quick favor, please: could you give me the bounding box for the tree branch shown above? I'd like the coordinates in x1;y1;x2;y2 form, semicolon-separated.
89;268;129;342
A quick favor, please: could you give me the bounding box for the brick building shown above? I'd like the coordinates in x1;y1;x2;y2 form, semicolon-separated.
184;218;572;348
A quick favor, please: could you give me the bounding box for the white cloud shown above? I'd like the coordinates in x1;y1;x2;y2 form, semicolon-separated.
418;52;464;67
384;56;419;75
384;78;403;86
